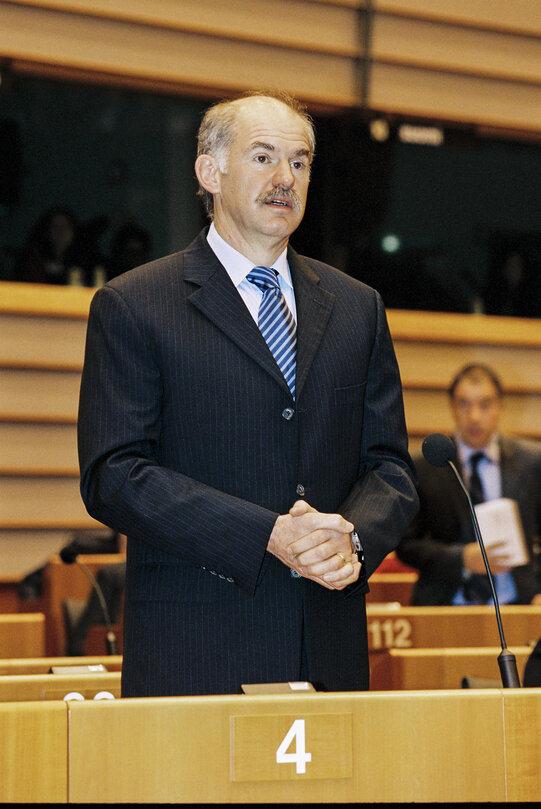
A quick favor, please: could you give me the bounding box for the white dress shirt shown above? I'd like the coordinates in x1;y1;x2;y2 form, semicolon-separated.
456;433;501;501
206;223;297;324
453;432;517;604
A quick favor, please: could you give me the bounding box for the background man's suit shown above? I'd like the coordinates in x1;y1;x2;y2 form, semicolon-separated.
78;229;418;696
397;436;541;605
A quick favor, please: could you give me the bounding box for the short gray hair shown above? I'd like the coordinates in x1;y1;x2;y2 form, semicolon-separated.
196;90;315;219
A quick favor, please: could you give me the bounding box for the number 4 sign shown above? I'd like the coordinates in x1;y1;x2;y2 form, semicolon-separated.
231;712;352;782
275;719;312;774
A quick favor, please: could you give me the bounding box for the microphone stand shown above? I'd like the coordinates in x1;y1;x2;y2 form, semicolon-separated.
448;460;520;688
74;560;118;656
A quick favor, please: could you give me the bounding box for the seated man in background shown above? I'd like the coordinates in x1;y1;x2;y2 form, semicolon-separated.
396;363;541;605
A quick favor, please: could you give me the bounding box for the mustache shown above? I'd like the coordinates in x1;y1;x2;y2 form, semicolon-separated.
257;187;302;210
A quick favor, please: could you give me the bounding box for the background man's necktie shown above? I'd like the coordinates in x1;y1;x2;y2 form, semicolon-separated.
468;451;486;505
465;451;492;602
247;266;296;398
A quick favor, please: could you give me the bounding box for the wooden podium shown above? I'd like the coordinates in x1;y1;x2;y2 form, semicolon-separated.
65;689;540;803
4;688;539;803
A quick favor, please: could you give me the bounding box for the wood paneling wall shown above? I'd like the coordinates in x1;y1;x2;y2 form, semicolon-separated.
0;0;364;109
0;0;540;133
0;283;100;585
1;280;540;578
387;309;541;453
370;0;541;132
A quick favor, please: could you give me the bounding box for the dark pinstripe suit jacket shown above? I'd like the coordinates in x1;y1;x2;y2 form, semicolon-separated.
396;436;541;604
78;229;418;696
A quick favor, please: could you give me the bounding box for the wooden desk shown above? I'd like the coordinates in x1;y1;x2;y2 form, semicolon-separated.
66;689;541;803
365;572;417;604
42;553;124;655
0;612;45;657
84;622;124;656
371;646;534;691
0;671;121;702
0;579;23;612
0;654;122;675
1;689;540;803
366;604;541;651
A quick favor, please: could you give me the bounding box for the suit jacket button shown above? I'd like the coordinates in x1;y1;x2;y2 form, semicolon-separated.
296;483;305;496
282;407;295;420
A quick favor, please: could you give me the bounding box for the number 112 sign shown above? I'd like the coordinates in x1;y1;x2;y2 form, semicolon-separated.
230;713;352;782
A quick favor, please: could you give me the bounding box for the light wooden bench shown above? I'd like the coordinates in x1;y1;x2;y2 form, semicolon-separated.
0;613;46;658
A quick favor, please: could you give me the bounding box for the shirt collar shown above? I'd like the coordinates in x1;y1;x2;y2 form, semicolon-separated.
455;433;500;467
207;222;291;290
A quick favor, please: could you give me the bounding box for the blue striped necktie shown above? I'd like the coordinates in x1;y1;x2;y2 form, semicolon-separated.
247;266;297;398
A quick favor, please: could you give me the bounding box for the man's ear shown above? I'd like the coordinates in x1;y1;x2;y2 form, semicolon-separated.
195;154;221;195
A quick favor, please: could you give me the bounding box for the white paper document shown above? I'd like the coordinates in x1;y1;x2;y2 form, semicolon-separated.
474;498;529;568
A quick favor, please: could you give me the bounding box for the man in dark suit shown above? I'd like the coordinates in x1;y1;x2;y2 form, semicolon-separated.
78;91;418;697
397;363;541;605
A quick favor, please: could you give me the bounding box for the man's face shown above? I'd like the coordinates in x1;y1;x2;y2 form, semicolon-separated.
204;98;312;260
451;376;503;449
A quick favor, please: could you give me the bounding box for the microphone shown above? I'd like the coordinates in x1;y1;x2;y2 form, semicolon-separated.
422;433;520;688
60;547;118;655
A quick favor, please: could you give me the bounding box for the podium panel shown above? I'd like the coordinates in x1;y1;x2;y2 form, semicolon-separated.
232;711;352;782
67;689;541;803
0;701;67;803
504;689;541;802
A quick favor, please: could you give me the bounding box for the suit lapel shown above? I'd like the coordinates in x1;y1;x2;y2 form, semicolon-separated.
448;442;475;537
183;232;292;393
499;437;519;498
457;435;518;525
458;435;517;499
288;249;335;400
182;232;336;399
